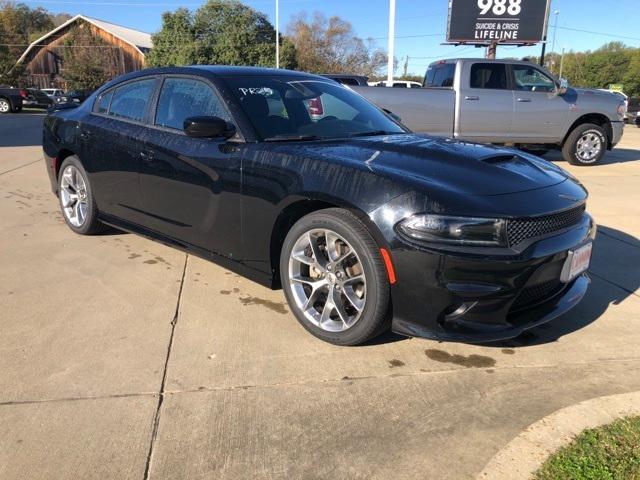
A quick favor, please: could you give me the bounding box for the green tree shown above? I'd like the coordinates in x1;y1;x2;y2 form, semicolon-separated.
0;1;54;83
60;24;110;90
148;0;296;69
193;0;294;68
146;8;196;67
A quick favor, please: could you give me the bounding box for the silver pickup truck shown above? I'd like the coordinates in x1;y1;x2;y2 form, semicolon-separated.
354;59;626;166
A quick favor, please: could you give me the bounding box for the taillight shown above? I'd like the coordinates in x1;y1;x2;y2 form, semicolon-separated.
19;89;28;98
307;97;324;116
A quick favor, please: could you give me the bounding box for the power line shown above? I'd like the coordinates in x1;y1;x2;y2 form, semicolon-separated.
553;25;640;43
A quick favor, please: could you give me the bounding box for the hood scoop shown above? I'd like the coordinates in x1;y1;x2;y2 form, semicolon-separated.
480;154;519;164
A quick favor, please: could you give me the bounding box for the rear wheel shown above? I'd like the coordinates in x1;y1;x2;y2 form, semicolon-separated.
280;209;390;345
562;123;607;166
58;156;105;235
0;98;10;114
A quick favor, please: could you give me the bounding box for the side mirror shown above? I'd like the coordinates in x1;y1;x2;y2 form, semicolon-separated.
184;116;236;139
557;78;569;96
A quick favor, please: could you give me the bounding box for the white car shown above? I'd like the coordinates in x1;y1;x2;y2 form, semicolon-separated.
41;88;65;99
371;80;422;88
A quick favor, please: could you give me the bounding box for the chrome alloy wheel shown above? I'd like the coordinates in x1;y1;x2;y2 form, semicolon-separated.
60;165;88;227
576;132;603;163
0;99;10;113
288;229;366;332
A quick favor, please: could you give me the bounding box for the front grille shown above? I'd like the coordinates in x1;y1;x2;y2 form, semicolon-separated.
512;279;563;311
506;204;586;247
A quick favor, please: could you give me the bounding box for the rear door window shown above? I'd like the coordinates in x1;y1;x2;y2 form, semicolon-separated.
108;78;156;122
425;63;455;87
155;77;229;130
470;63;508;90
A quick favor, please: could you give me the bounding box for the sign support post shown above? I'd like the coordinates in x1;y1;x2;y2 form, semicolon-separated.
486;41;497;59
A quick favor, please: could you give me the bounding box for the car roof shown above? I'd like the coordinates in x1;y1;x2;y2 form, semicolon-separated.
97;65;327;93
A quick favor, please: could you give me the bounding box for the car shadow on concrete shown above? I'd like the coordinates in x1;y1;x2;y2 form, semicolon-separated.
544;148;640;165
491;225;639;348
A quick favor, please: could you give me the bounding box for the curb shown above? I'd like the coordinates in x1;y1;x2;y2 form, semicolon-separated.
478;391;640;480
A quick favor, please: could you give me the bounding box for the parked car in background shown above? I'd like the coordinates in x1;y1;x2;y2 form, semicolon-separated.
371;80;422;88
0;86;23;113
42;88;65;99
625;97;640;127
55;89;93;105
22;88;55;109
320;74;369;86
43;66;594;346
354;59;626;165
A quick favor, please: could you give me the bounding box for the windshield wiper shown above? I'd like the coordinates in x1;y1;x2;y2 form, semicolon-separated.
264;134;323;142
348;130;398;138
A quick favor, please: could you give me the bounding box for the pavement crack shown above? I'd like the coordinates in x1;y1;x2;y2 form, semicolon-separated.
598;229;640;250
0;159;41;176
0;391;158;406
589;271;639;298
143;253;188;480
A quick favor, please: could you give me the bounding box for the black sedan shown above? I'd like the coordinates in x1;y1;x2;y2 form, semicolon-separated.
43;66;595;345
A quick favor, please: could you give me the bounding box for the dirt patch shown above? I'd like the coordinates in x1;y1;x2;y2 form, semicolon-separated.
238;295;288;314
425;349;496;368
387;359;405;368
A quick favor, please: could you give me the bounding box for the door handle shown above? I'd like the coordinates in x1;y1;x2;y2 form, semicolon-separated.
139;150;155;162
464;96;479;101
516;98;532;102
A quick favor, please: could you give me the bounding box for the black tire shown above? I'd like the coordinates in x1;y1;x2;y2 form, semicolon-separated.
562;123;607;166
0;97;10;114
280;208;391;346
57;156;106;235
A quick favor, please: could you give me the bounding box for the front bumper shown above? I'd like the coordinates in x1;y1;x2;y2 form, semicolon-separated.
385;214;595;343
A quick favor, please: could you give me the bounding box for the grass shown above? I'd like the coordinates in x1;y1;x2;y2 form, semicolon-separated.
534;416;640;480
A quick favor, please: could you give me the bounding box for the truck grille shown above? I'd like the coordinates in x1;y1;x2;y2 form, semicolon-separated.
512;279;564;311
506;205;586;247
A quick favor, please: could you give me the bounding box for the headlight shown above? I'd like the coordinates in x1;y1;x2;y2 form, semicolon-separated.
396;214;506;246
617;102;627;119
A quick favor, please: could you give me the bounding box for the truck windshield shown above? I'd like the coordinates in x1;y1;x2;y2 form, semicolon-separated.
224;76;407;141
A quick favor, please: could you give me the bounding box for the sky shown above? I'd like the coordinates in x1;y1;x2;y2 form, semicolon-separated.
20;0;640;75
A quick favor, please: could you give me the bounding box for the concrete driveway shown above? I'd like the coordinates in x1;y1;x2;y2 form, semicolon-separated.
1;114;639;479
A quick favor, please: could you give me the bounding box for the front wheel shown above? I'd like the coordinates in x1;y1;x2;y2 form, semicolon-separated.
280;209;390;346
58;156;105;235
562;123;607;166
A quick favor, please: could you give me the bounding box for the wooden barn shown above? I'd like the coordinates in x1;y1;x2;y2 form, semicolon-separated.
17;15;152;89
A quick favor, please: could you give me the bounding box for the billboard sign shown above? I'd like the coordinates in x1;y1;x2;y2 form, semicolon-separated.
447;0;551;44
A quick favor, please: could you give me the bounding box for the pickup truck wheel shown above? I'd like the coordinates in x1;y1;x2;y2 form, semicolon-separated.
58;156;106;235
563;123;606;166
0;98;10;114
280;208;390;346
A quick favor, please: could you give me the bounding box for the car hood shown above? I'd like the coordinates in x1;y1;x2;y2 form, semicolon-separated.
276;134;570;196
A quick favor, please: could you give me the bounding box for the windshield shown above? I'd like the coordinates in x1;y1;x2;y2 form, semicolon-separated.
223;76;407;141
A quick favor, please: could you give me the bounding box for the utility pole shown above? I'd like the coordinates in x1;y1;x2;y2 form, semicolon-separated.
559;46;565;78
386;0;396;86
550;10;559;56
403;56;409;77
275;0;280;68
486;41;497;59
